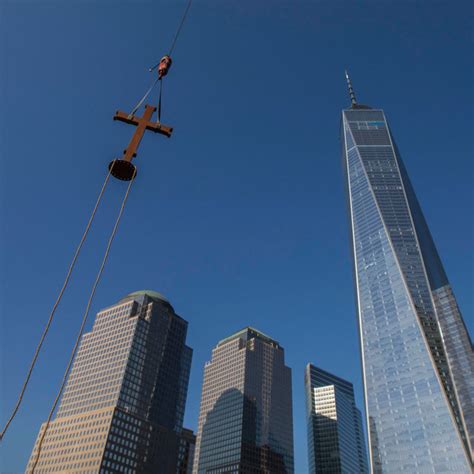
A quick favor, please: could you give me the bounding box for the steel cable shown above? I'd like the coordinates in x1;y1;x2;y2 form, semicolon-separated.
149;0;194;71
0;164;115;442
29;164;137;473
168;0;194;55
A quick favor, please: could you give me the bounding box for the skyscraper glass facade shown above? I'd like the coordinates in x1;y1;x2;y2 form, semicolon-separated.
342;101;473;472
305;364;368;474
193;327;294;474
26;290;192;474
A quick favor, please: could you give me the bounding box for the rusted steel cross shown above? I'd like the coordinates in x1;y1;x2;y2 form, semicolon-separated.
109;104;173;180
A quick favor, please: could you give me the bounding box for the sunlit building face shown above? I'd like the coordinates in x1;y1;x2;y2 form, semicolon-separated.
342;100;473;472
305;364;368;474
26;290;192;474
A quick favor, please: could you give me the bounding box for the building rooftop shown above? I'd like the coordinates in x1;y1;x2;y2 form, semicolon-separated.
123;290;170;304
217;326;280;348
306;363;355;397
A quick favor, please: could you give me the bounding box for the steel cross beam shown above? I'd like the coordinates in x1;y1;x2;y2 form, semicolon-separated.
109;104;173;180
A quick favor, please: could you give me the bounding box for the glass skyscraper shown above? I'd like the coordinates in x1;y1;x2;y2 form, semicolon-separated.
305;364;368;473
193;327;294;473
342;74;473;472
26;290;192;474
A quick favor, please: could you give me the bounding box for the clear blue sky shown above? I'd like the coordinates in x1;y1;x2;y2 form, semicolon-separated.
1;1;472;472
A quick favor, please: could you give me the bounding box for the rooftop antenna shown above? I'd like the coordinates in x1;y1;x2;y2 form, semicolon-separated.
345;70;357;106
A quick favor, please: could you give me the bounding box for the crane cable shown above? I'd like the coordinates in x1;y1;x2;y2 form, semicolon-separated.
132;0;193;119
168;0;193;56
148;0;194;72
30;164;137;473
0;165;114;442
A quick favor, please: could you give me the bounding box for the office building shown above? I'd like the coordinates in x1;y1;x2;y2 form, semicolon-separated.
305;364;368;473
26;290;192;474
177;428;196;474
193;327;294;473
342;72;473;472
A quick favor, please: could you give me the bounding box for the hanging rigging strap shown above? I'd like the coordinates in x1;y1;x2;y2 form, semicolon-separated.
128;77;160;118
157;79;163;123
30;164;137;473
0;163;116;443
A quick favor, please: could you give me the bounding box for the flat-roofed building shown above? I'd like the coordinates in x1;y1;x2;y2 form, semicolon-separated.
305;364;368;473
26;290;192;474
193;327;294;474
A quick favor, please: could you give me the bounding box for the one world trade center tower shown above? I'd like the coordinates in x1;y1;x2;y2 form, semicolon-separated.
341;72;473;472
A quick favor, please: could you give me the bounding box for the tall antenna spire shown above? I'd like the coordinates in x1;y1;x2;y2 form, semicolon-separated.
345;70;357;106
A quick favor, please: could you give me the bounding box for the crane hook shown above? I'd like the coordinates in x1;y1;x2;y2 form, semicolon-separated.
150;55;173;79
